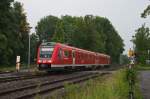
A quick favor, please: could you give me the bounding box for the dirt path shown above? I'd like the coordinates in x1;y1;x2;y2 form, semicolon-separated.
139;71;150;99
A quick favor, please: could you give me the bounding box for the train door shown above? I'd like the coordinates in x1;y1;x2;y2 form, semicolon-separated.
58;48;63;64
72;50;75;64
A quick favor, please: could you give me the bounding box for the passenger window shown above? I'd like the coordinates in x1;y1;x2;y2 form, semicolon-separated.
64;50;69;58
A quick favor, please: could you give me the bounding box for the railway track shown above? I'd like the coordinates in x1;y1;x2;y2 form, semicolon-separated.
0;72;48;83
0;71;110;99
0;64;123;83
0;71;13;74
0;64;124;83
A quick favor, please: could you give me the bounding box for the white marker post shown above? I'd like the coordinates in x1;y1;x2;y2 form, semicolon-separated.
16;56;20;72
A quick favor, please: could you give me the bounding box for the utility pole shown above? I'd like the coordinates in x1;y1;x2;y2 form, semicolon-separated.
28;33;30;69
148;50;150;64
28;27;32;70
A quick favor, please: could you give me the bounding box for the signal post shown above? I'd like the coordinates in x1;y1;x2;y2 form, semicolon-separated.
16;56;20;72
127;48;135;99
128;48;135;68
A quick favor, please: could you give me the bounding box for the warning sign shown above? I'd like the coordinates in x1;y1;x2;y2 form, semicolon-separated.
128;49;134;57
16;56;20;63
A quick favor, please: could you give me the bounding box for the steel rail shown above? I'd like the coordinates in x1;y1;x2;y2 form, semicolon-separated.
0;74;47;83
16;73;101;99
0;72;108;99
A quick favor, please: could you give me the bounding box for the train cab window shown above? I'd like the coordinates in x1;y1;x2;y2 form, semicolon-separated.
40;47;54;58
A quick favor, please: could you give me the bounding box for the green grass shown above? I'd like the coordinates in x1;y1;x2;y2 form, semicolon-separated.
0;64;37;72
46;69;142;99
62;70;129;99
0;66;16;71
135;64;150;70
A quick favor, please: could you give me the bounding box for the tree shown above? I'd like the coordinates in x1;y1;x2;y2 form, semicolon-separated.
11;2;30;63
96;18;124;63
36;15;59;41
119;54;129;65
61;15;77;44
30;33;39;63
51;20;65;43
0;1;30;65
36;15;124;63
94;16;107;52
132;24;150;63
0;0;14;65
141;5;150;18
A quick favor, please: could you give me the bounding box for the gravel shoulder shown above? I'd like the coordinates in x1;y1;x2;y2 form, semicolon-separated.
139;71;150;99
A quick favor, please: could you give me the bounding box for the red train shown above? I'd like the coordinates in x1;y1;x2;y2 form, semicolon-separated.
37;42;111;71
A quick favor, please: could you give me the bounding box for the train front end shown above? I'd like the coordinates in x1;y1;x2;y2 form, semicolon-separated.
37;42;55;70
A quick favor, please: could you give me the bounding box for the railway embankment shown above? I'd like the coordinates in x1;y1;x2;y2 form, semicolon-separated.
0;65;143;99
0;70;109;99
44;69;142;99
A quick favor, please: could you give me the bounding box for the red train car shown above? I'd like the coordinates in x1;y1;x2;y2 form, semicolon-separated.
37;42;110;70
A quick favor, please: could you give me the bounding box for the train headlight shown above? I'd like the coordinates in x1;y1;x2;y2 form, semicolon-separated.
47;60;52;63
38;60;42;63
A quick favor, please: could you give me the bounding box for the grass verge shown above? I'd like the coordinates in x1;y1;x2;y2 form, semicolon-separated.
135;64;150;70
49;70;142;99
0;64;37;72
0;66;16;72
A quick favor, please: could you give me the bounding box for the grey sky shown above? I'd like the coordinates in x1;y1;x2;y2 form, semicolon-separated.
15;0;150;53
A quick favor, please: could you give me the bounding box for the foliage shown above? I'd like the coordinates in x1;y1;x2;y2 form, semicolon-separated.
36;15;124;63
120;54;130;65
132;24;150;64
125;67;143;99
0;1;30;65
30;33;39;63
52;20;65;43
126;68;137;84
135;1;150;64
141;5;150;18
0;1;124;65
35;15;59;41
135;64;150;70
49;70;142;99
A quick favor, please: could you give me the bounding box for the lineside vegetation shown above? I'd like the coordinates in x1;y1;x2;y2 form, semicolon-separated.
47;69;142;99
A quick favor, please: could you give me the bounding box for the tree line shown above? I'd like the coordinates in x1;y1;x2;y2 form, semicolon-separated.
132;3;150;64
0;0;124;66
0;0;30;65
36;15;124;63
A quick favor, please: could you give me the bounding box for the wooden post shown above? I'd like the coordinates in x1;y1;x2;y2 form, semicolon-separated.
16;56;20;72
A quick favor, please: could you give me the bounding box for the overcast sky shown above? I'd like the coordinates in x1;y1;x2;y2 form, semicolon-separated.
15;0;150;53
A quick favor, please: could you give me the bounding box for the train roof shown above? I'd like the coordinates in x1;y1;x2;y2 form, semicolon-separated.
56;43;110;57
40;42;110;57
40;42;56;46
56;43;95;53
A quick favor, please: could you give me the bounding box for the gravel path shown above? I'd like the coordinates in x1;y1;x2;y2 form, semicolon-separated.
140;71;150;99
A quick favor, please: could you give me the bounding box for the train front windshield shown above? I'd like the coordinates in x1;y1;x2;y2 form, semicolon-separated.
40;47;54;58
